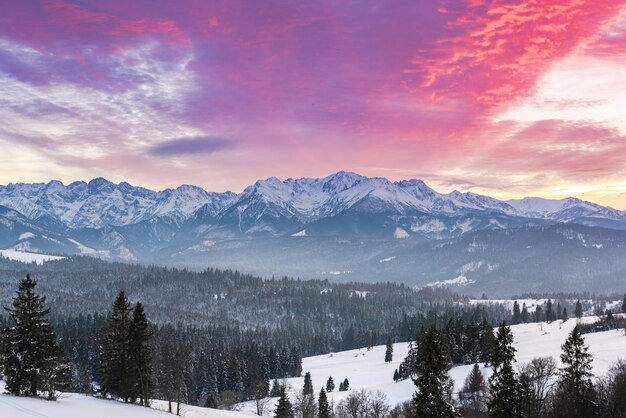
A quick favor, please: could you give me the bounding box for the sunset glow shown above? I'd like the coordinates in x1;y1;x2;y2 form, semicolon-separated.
1;0;625;207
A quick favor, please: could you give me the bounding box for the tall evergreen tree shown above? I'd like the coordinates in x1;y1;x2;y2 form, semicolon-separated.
553;326;595;416
1;275;68;398
275;385;294;418
303;371;313;395
546;299;554;323
271;379;281;397
520;303;530;323
412;325;454;418
512;301;521;325
325;376;335;392
460;363;488;416
99;291;133;401
385;335;393;363
129;302;153;406
575;299;583;319
318;387;330;418
488;322;521;417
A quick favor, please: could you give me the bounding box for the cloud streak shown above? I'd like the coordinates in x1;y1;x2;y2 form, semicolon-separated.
148;136;234;156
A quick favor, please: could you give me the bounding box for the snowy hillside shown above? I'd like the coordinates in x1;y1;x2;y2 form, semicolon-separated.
0;381;253;418
0;249;65;265
239;316;626;414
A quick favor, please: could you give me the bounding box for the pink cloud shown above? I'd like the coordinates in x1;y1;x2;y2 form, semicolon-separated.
0;0;624;207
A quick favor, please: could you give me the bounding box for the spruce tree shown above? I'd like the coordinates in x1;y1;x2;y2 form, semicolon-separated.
325;376;335;392
546;299;554;323
393;369;399;382
561;307;568;322
488;322;521;417
271;379;281;397
99;291;133;401
1;275;68;398
554;326;595;416
129;302;153;406
385;335;393;363
512;301;521;325
520;303;530;323
318;387;330;418
412;325;454;418
275;385;294;418
342;378;349;391
460;363;487;415
575;299;583;319
303;371;313;395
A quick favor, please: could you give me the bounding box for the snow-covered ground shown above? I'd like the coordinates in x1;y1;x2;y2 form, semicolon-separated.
1;317;624;417
240;316;626;415
0;380;254;418
0;249;65;265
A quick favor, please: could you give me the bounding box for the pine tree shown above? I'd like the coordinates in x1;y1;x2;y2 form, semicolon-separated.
385;335;393;363
460;363;487;415
318;387;330;418
99;291;133;401
412;325;454;418
512;301;521;325
555;326;595;416
338;381;344;391
271;379;281;397
488;322;521;417
393;369;399;382
129;302;153;406
534;305;543;323
575;299;583;319
303;371;313;395
325;376;334;392
520;303;530;323
546;299;554;323
561;307;568;322
342;378;349;391
1;274;68;398
275;385;294;418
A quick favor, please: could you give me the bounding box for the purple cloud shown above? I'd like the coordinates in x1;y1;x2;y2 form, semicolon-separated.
147;136;234;156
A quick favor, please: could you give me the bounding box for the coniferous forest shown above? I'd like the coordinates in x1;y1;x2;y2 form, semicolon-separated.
1;255;625;417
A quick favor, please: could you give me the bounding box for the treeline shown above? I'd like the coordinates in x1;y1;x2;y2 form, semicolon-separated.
0;255;459;349
394;317;495;382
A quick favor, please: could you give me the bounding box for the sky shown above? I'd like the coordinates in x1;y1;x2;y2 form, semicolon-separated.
0;0;625;208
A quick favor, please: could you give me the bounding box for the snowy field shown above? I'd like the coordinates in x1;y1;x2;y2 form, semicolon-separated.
0;380;254;418
1;316;624;417
0;249;65;265
239;315;626;415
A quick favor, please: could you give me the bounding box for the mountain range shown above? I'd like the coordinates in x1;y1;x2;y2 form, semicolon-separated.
1;172;625;295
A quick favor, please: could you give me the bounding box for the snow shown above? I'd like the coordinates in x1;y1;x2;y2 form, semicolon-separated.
0;380;254;418
237;316;625;415
379;256;396;263
292;229;307;237
393;227;409;239
425;276;476;288
0;249;65;265
18;232;35;240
